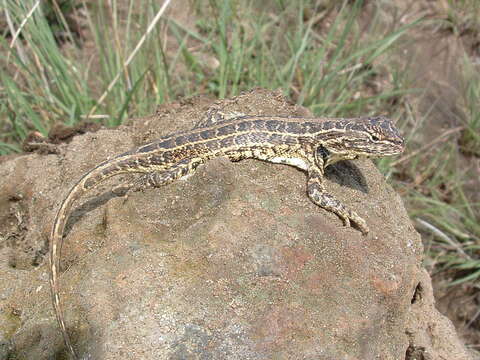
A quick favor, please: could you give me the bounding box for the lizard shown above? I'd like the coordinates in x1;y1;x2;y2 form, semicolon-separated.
49;109;405;358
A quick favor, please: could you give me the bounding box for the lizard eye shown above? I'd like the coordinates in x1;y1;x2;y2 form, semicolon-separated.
371;135;380;141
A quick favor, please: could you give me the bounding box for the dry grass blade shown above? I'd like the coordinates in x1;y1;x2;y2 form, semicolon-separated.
87;0;173;117
415;218;471;260
5;0;41;64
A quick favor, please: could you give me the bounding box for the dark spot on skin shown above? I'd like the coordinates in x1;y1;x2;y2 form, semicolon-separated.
234;134;249;146
379;122;391;132
217;124;236;137
200;129;216;140
165;138;177;149
286;122;304;134
282;134;299;145
322;121;334;130
266;120;280;131
186;132;202;143
268;133;286;144
175;135;188;146
219;136;234;148
250;134;266;144
347;123;365;132
253;119;267;130
236;121;251;132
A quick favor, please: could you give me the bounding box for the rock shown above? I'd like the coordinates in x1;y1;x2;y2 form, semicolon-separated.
0;89;473;359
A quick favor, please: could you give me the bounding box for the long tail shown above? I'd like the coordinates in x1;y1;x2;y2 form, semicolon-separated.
49;155;145;359
49;174;87;359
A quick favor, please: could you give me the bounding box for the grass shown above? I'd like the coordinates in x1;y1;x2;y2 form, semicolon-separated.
406;57;480;286
1;0;479;338
1;0;416;151
439;0;480;36
395;0;480;288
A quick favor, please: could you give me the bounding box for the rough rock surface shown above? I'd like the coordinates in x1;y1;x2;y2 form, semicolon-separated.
0;89;472;359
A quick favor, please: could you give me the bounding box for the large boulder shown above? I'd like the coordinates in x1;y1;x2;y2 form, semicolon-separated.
0;89;472;359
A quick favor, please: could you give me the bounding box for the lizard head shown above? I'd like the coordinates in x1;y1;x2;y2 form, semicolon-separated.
318;116;405;166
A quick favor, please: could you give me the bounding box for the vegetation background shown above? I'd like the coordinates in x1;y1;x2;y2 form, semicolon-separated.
1;0;479;354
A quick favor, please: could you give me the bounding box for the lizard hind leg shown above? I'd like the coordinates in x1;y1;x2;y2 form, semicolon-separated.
113;159;195;198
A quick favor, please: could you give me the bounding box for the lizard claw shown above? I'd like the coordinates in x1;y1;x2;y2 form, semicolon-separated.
341;211;369;235
353;217;369;235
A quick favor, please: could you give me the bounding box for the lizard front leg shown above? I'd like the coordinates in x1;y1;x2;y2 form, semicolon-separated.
306;165;369;235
